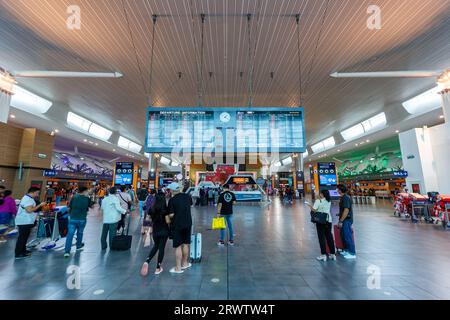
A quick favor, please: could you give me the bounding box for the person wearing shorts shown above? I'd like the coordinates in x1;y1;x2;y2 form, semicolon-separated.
166;182;193;274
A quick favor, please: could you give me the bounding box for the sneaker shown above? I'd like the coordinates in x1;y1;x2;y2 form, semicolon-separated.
340;250;349;256
181;263;192;270
15;254;31;260
228;240;235;246
154;267;163;275
169;267;184;274
140;262;149;276
343;254;356;260
217;240;225;246
76;243;85;251
328;254;337;261
316;255;327;261
64;253;70;258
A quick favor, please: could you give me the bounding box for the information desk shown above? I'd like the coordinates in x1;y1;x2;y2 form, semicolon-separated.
223;175;265;202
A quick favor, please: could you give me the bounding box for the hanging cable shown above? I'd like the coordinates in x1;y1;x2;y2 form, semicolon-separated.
148;15;157;106
304;0;330;98
296;14;302;107
246;14;254;107
121;0;147;94
198;13;206;107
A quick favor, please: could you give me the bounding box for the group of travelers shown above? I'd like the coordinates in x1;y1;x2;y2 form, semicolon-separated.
10;179;355;271
308;184;356;261
192;187;220;207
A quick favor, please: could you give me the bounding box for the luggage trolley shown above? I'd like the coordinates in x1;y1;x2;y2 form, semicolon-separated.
394;193;410;218
431;195;450;229
26;206;69;251
409;193;430;223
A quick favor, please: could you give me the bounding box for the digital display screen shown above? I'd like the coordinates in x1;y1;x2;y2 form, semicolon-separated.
145;108;306;153
318;162;337;186
329;189;340;197
115;162;134;185
115;174;133;185
232;177;250;184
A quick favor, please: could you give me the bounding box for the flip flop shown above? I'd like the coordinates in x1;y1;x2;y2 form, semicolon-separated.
181;263;192;270
169;267;184;274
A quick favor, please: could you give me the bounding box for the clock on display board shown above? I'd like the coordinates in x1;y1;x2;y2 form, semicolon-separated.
219;112;231;123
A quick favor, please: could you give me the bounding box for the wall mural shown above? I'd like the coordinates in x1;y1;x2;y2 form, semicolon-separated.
337;148;403;177
51;152;113;177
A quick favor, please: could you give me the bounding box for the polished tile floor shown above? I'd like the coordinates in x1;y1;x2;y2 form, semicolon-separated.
1;197;450;300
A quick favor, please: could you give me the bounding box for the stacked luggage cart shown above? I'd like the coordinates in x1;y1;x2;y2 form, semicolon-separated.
26;205;69;251
393;191;450;228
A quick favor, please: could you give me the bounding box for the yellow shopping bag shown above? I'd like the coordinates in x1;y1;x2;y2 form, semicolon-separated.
212;217;226;230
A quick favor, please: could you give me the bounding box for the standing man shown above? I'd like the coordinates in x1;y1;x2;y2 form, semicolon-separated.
217;184;237;246
64;186;94;258
98;187;106;207
100;187;126;250
137;186;149;219
166;182;193;274
337;184;356;259
15;187;46;259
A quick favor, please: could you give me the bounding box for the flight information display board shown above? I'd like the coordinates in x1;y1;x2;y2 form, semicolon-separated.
145;107;306;153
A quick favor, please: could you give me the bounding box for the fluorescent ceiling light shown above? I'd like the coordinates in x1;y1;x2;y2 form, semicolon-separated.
311;136;335;153
88;123;112;140
67;112;92;131
118;136;142;153
67;112;112;141
282;157;293;166
341;123;365;141
402;86;441;115
10;85;52;114
160;156;171;165
340;112;386;141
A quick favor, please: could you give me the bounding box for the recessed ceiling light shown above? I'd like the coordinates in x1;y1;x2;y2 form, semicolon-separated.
337;149;341;152
54;129;59;133
95;143;98;146
440;115;444;119
355;143;359;146
113;149;116;152
83;139;87;142
9;114;15;119
366;139;370;143
395;130;399;133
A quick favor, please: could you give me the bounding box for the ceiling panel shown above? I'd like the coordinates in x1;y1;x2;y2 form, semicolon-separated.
1;0;449;147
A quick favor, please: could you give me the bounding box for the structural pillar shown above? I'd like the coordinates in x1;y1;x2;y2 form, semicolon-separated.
147;153;159;190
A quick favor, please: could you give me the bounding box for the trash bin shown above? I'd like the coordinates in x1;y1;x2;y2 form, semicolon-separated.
369;196;376;204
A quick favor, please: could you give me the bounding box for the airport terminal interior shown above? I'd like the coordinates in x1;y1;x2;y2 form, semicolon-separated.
1;0;450;301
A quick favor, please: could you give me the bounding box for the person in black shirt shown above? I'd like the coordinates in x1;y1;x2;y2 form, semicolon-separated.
140;191;169;276
337;184;356;259
217;184;237;246
166;182;193;274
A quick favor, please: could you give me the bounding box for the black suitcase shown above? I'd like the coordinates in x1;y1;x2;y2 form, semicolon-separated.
111;214;132;251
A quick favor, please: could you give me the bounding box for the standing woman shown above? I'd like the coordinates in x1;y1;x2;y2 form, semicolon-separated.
308;189;336;261
0;190;18;243
140;191;169;276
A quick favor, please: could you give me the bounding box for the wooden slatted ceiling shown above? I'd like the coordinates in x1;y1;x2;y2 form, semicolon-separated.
0;0;449;146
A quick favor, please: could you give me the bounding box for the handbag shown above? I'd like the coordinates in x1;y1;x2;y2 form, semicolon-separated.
310;211;328;225
119;193;132;211
212;217;226;230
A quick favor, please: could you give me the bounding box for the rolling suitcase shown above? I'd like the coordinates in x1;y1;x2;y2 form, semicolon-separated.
333;224;355;251
111;214;132;251
189;209;202;263
190;233;202;263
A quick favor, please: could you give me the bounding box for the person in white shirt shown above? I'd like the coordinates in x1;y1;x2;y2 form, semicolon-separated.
307;189;336;261
116;185;132;234
15;187;46;259
100;187;126;250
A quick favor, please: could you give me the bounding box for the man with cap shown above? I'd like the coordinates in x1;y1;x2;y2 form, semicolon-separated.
166;182;193;274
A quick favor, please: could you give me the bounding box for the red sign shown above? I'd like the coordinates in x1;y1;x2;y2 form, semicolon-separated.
215;165;235;185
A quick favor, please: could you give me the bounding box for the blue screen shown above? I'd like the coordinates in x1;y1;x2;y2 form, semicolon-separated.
319;175;337;186
115;174;132;185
